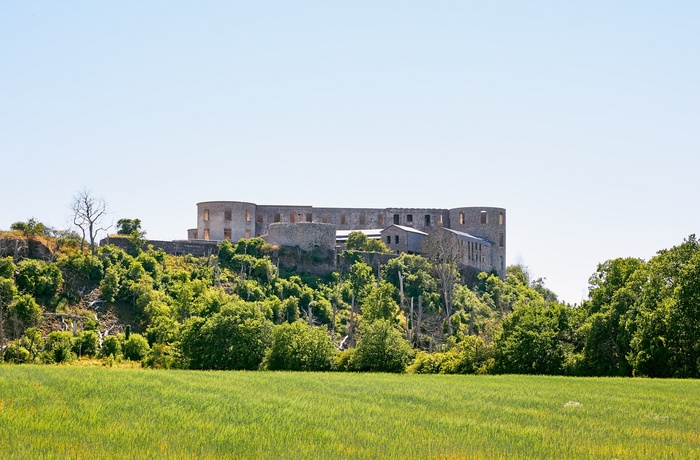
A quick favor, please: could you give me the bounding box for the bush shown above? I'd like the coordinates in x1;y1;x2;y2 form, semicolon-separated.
407;351;455;374
45;331;76;363
122;333;150;361
3;342;31;363
407;337;492;374
73;330;99;357
264;321;336;371
348;320;414;373
6;294;42;339
100;335;122;358
15;259;63;298
180;303;273;370
335;348;356;372
143;343;180;369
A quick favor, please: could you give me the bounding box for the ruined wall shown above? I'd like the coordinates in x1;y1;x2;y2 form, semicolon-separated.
189;201;506;276
102;237;220;257
448;207;506;276
267;223;336;252
254;205;449;236
197;201;256;242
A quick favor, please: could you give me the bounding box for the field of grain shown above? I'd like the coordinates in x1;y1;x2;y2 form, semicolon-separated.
0;365;698;459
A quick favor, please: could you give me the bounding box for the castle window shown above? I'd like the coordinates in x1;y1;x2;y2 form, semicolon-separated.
224;229;231;241
499;211;504;225
407;214;413;224
245;229;251;239
395;235;400;244
424;215;431;226
359;214;365;225
393;214;400;224
340;214;346;225
274;213;280;223
204;209;209;221
290;213;295;223
257;213;263;224
459;212;465;225
322;215;329;224
224;210;232;221
438;215;443;226
481;211;487;224
378;214;384;226
306;213;312;222
499;233;504;247
386;236;391;244
246;210;251;222
203;229;210;241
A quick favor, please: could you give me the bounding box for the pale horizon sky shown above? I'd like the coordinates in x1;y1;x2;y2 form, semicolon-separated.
2;2;698;304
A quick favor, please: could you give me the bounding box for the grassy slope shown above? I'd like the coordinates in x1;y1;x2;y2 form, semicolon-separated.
0;366;698;459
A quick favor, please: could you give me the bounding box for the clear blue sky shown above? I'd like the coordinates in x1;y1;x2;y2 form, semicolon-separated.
2;1;698;304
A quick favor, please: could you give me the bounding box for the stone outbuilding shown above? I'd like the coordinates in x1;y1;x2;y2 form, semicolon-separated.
380;225;428;254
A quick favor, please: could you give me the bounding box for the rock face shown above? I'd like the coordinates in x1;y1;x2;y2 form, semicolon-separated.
0;237;53;260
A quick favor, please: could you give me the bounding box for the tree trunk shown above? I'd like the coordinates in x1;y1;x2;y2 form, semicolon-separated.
416;295;422;347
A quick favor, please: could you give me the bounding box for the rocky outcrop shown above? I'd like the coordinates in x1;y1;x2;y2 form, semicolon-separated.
0;237;53;260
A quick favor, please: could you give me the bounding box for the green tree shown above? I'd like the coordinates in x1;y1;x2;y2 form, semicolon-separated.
100;335;122;359
264;321;336;371
122;333;150;361
10;218;50;238
0;256;15;279
22;327;45;362
7;294;42;339
361;282;401;324
0;277;18;359
180;303;273;370
15;259;63;299
73;330;99;357
116;218;142;235
100;265;121;303
345;232;392;253
493;301;572;375
348;319;414;373
347;262;375;304
578;258;644;376
45;331;76;363
628;236;700;378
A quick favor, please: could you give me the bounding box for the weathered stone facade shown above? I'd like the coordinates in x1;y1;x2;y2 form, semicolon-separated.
380;225;428;254
188;201;506;276
268;223;336;252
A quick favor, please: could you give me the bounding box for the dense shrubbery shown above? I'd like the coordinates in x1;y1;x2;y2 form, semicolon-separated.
264;321;337;371
2;221;699;378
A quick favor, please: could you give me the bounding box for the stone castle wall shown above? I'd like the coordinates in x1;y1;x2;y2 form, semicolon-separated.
267;223;336;252
189;201;506;276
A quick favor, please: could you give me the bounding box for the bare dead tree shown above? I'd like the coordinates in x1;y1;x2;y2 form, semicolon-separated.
423;229;464;336
72;188;110;255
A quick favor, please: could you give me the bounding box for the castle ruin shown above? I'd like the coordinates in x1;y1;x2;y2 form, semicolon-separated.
188;201;506;276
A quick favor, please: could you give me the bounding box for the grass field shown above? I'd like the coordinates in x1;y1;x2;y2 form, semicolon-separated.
0;365;698;459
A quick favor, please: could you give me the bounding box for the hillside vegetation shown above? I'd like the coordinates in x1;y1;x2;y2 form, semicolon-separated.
1;216;699;378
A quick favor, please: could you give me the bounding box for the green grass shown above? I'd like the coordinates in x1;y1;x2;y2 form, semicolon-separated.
0;366;698;459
